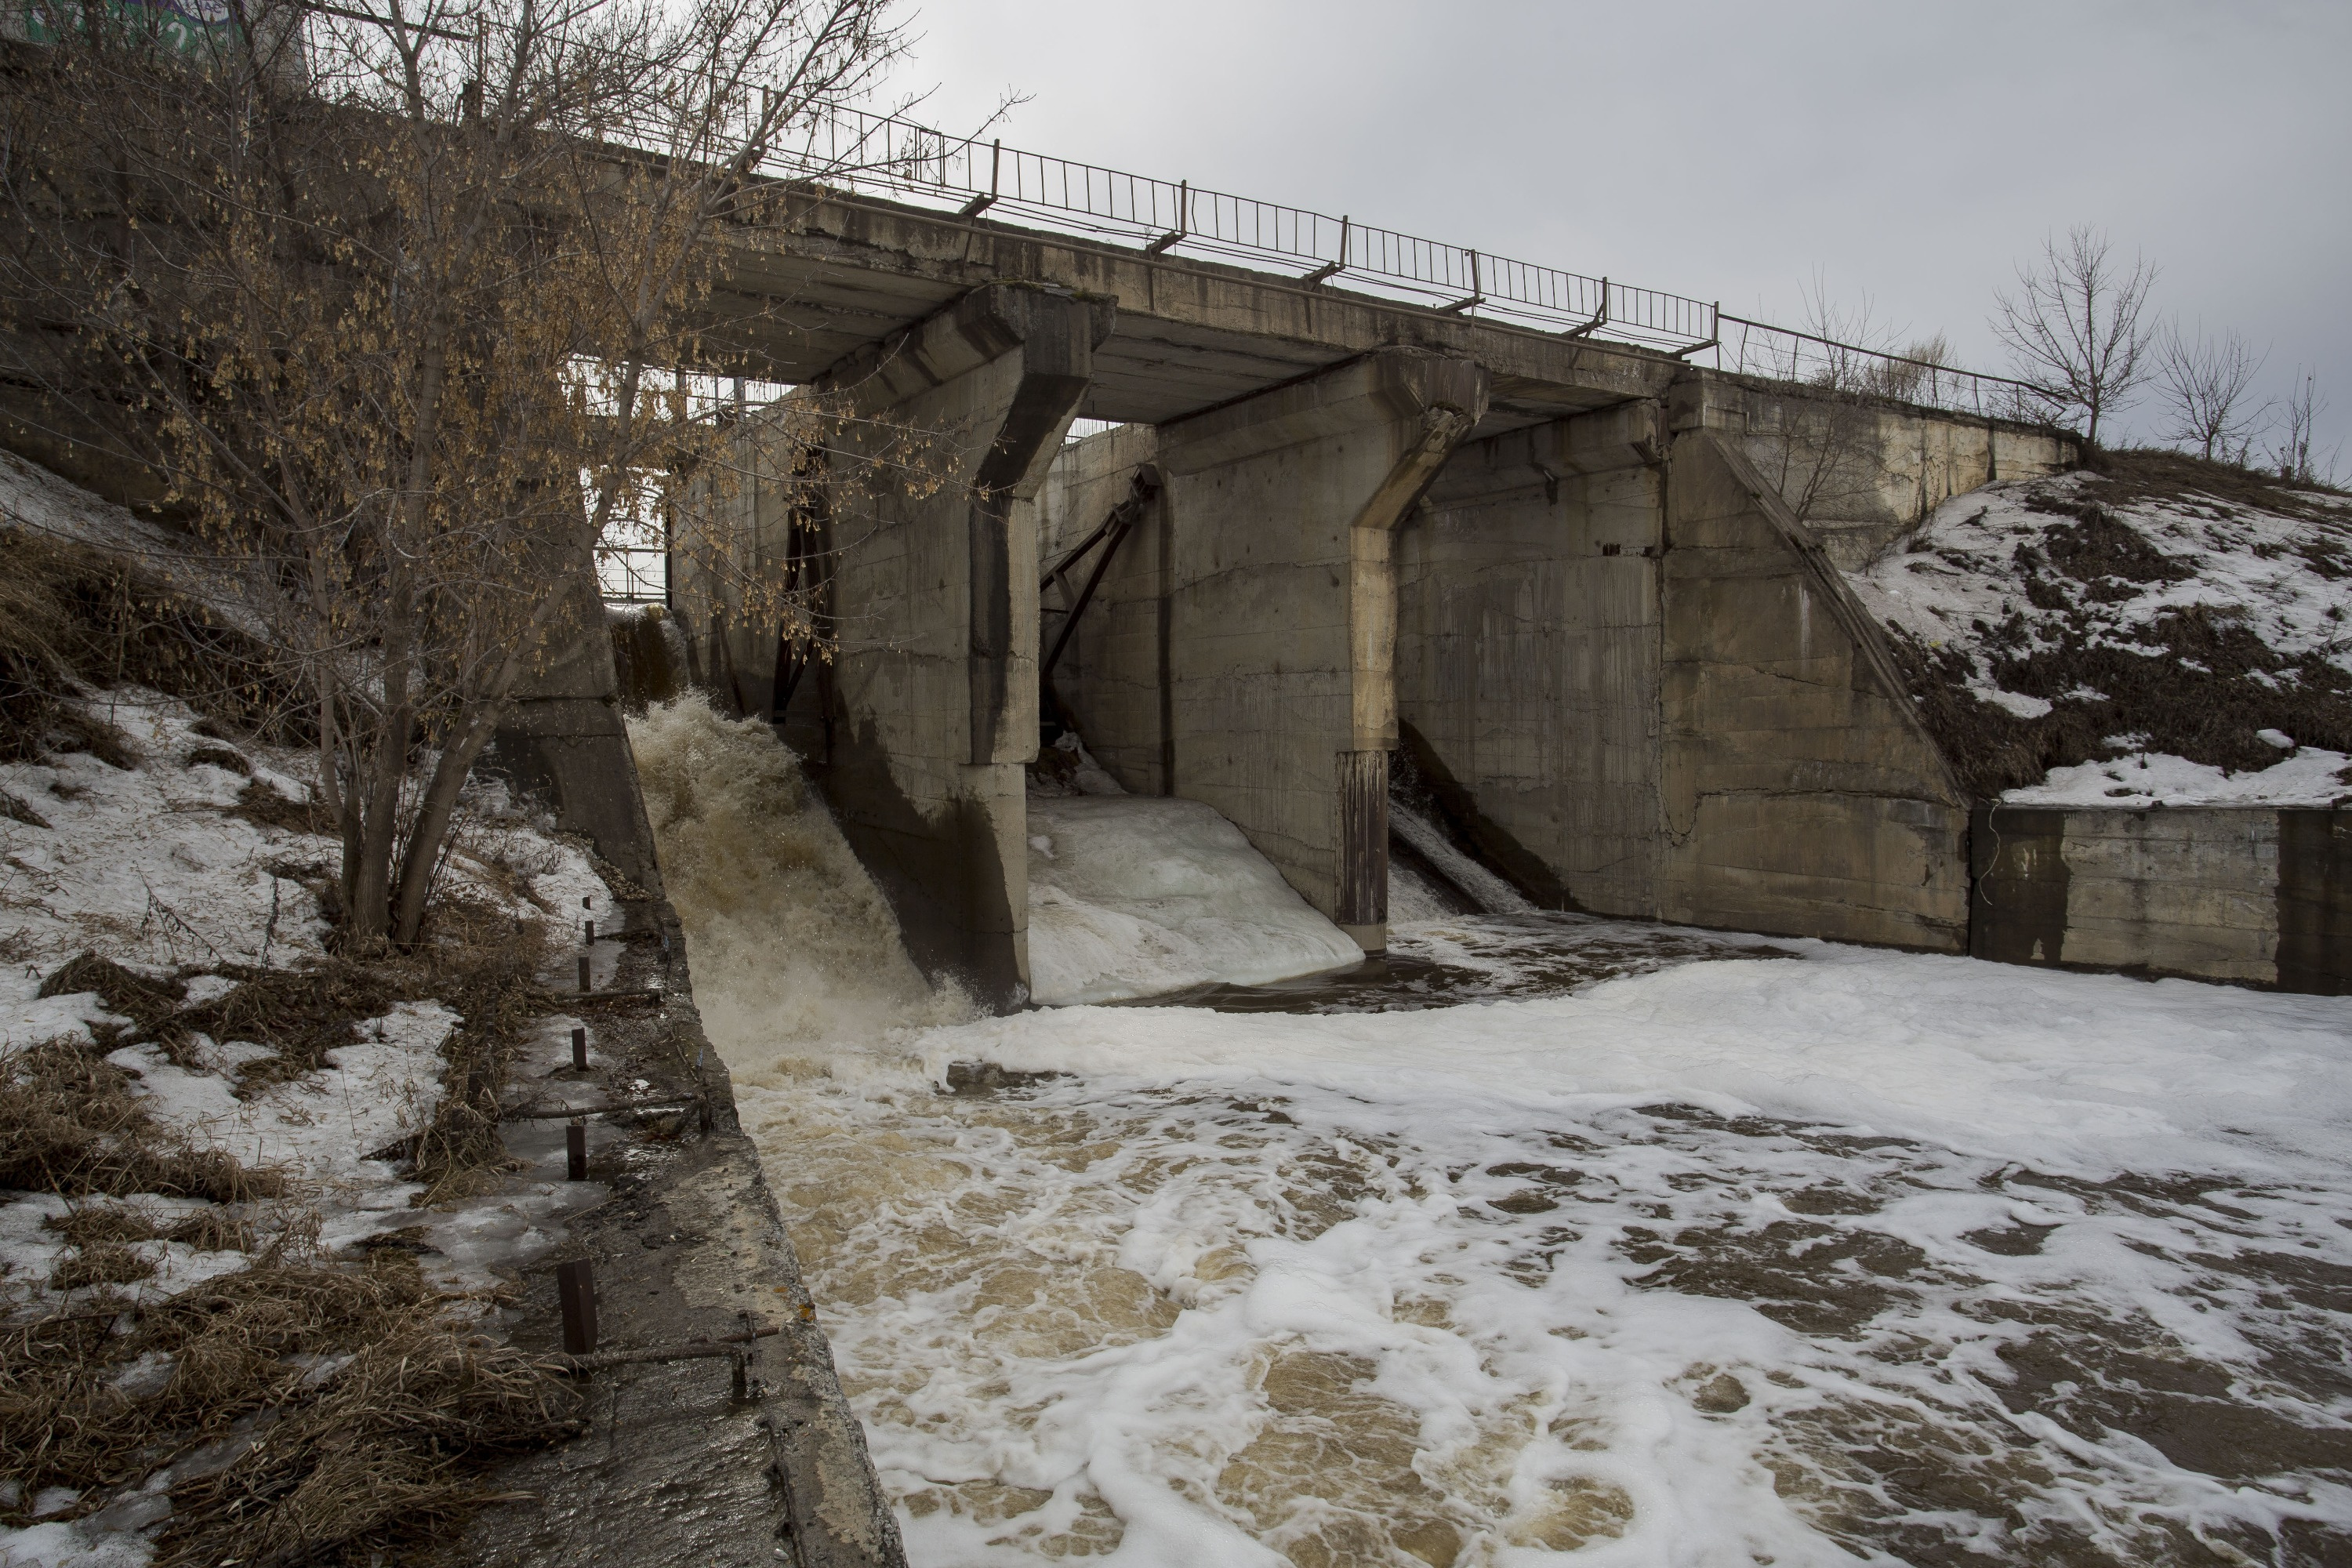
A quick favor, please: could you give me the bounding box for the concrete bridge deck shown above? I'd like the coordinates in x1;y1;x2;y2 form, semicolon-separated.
695;180;1677;434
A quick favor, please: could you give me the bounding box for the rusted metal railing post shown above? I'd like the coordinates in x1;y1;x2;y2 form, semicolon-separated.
557;1258;597;1355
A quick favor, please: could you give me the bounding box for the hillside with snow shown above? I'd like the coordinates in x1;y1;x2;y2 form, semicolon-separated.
1845;452;2352;805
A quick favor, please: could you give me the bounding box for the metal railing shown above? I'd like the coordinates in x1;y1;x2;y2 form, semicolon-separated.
749;101;2049;421
274;6;2049;423
596;543;666;603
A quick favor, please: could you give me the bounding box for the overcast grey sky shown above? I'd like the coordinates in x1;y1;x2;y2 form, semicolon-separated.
882;0;2350;466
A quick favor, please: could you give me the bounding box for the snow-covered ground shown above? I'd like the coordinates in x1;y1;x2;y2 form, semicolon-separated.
2004;743;2352;807
2;689;622;1566
637;708;2352;1568
1846;465;2352;806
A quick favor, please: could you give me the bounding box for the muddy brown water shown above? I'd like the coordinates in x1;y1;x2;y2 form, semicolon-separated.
767;919;2352;1566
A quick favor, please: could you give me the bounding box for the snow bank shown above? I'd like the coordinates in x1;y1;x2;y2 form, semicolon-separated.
1025;797;1363;1005
2006;744;2352;807
0;691;336;977
1846;464;2352;804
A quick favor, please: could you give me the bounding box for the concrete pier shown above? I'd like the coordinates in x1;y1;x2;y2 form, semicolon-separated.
679;282;1110;1006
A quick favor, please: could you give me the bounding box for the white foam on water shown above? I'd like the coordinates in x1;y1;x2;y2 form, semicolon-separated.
635;702;2352;1566
1025;796;1363;1006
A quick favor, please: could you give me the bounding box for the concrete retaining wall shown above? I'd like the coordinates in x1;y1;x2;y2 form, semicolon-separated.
1973;804;2352;993
1389;397;1973;951
1658;425;1971;950
1701;374;2076;568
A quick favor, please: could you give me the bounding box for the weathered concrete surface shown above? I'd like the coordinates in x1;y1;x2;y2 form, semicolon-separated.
676;281;1110;1006
1973;804;2352;993
1659;424;1969;949
1698;374;2075;568
483;521;666;895
1396;401;1667;915
458;903;905;1568
1051;350;1490;950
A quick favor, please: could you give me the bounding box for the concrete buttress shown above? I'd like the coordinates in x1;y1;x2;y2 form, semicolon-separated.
1154;348;1489;951
1657;423;1969;949
811;282;1114;1007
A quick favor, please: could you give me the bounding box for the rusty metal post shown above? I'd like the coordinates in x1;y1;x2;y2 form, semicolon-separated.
577;954;591;993
571;1025;587;1070
566;1121;588;1181
557;1258;597;1355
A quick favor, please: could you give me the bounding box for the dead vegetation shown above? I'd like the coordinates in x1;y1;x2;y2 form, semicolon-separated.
173;964;401;1094
6;923;575;1555
0;1034;278;1202
0;525;298;768
1;1248;582;1563
1886;451;2352;798
404;946;550;1203
230;776;334;837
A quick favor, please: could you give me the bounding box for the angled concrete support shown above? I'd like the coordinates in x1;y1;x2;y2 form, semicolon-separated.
1154;347;1488;951
1659;423;1969;949
810;282;1113;1007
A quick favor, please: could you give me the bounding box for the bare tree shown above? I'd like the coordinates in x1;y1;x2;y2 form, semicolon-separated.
1991;226;2159;448
1748;278;1911;524
2155;322;2269;463
2270;371;2339;487
0;0;917;949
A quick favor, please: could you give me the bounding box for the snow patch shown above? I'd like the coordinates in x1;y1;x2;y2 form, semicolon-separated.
2004;746;2352;808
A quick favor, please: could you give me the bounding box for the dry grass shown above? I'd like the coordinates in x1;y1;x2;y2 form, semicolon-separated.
402;941;551;1203
158;1312;579;1567
173;962;399;1095
35;951;186;1035
230;776;333;837
0;525;300;766
0;1248;581;1562
0;1036;279;1202
34;949;402;1093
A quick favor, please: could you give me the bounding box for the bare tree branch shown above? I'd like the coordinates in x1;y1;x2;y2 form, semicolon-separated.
1990;225;2159;448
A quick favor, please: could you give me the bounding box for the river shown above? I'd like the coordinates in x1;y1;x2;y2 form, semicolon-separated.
632;698;2352;1567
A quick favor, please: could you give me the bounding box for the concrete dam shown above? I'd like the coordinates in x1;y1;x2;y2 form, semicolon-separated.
645;196;2071;1007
